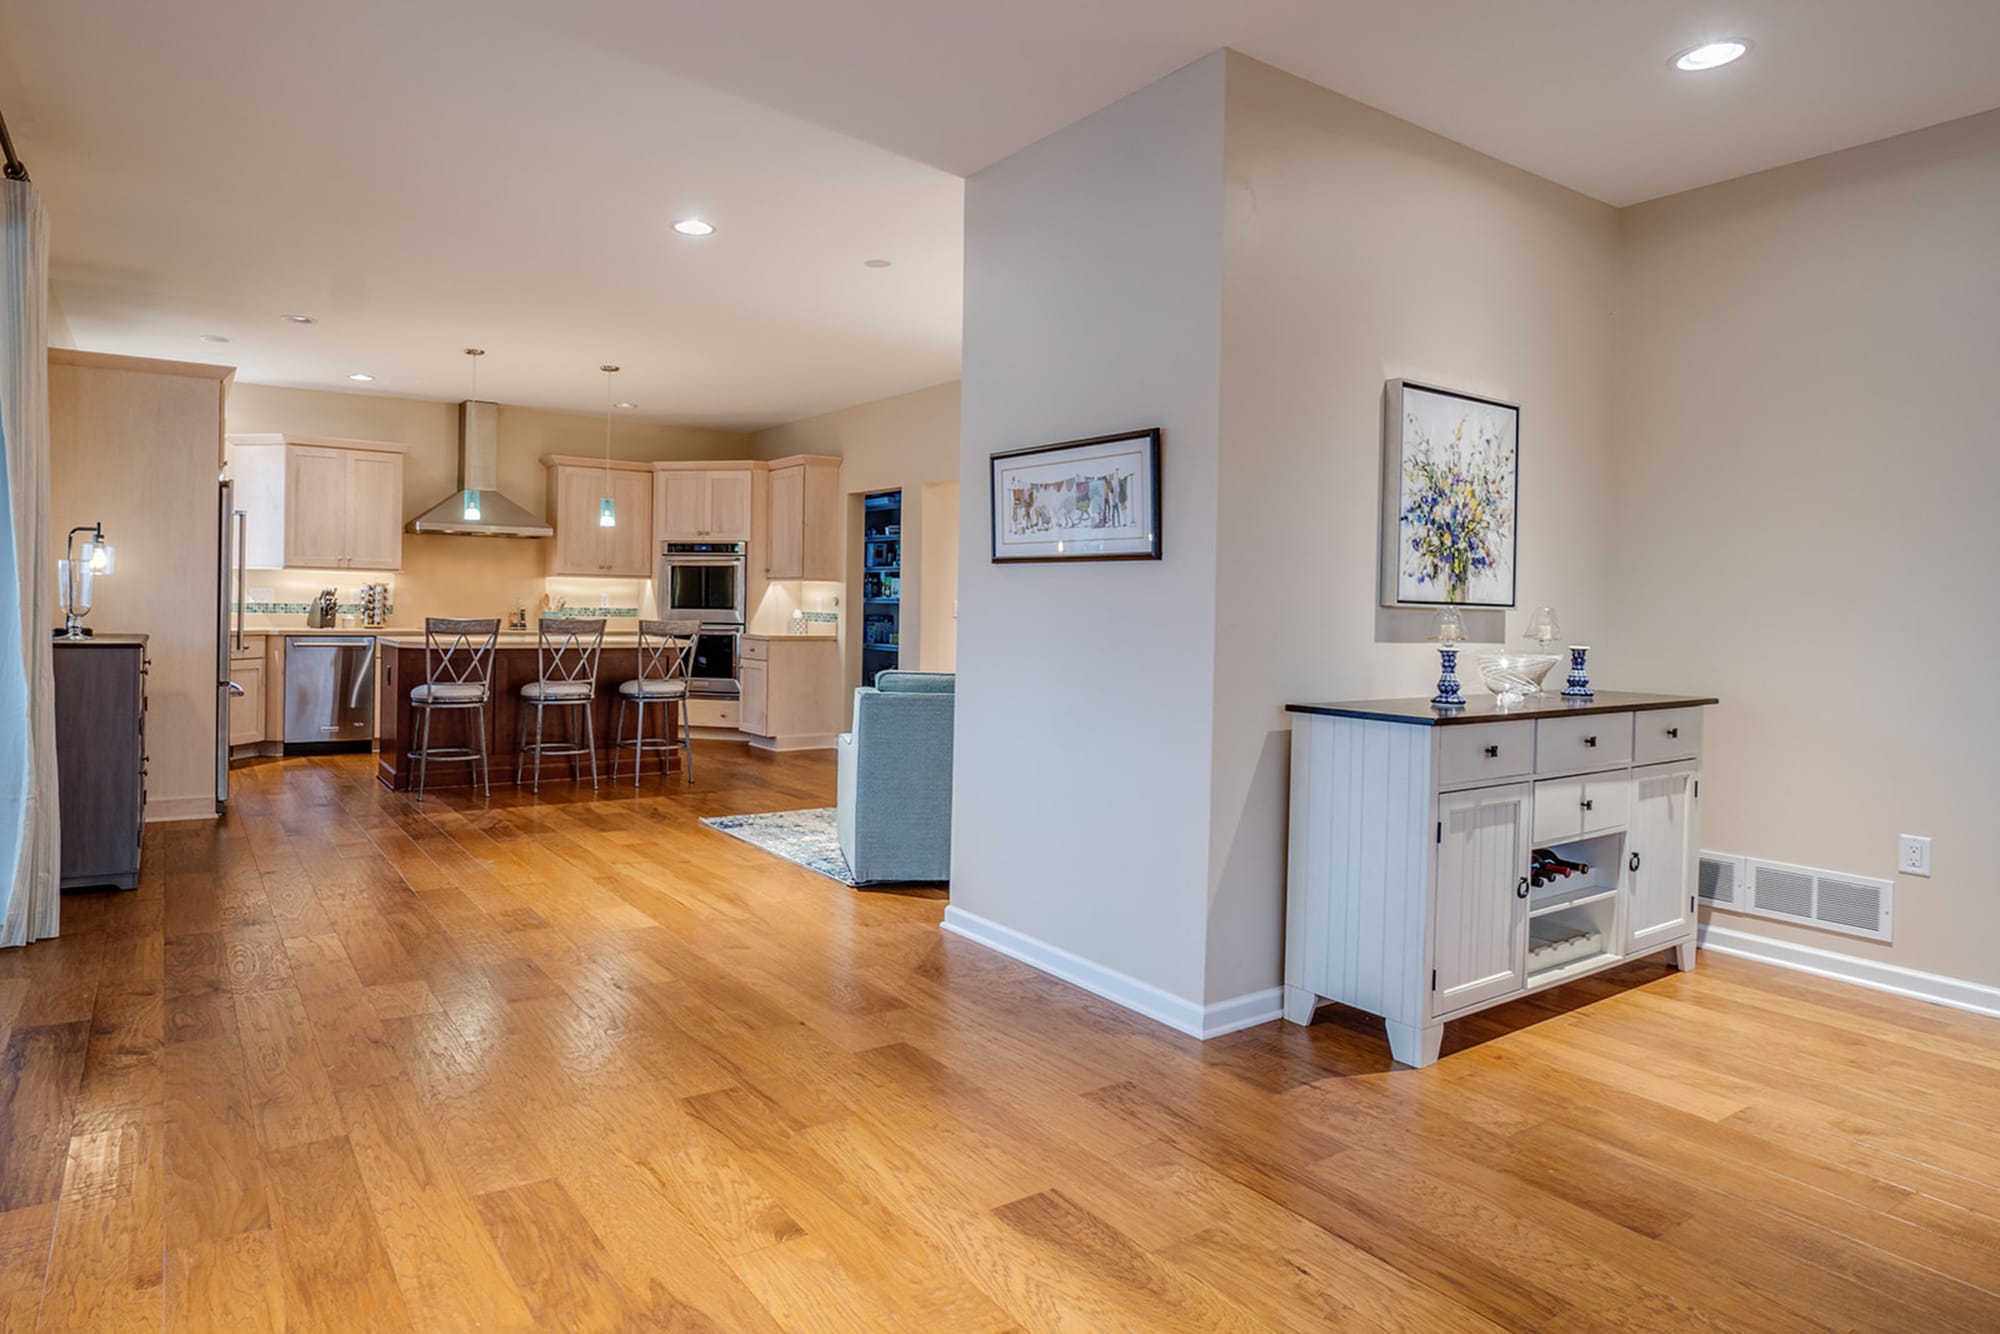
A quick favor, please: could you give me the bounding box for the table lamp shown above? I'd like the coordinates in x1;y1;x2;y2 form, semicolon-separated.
57;522;115;639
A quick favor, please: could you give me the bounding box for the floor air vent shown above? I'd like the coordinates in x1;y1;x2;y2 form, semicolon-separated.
1700;850;1892;941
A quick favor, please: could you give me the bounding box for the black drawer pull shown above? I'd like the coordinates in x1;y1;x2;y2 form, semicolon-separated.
1583;735;1598;748
1580;798;1594;811
1484;745;1500;758
1516;876;1530;899
1666;727;1679;738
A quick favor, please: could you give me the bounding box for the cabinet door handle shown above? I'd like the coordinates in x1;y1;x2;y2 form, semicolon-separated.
1666;727;1679;738
1629;851;1642;873
1583;735;1598;748
1580;798;1594;811
1484;745;1500;758
1516;875;1530;899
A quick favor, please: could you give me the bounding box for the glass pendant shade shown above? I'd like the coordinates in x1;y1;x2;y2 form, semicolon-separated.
461;489;481;521
599;496;617;528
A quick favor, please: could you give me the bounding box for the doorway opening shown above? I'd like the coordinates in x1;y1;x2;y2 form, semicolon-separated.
860;490;901;687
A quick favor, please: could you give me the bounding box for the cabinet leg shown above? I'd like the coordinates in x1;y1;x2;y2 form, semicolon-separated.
1675;941;1697;971
1385;1019;1445;1068
1282;985;1319;1026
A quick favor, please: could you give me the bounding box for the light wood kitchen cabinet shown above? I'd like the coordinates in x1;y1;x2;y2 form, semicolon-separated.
763;455;842;580
544;459;654;576
228;655;265;746
657;467;753;542
738;658;768;735
736;635;841;749
1282;692;1716;1068
226;434;406;571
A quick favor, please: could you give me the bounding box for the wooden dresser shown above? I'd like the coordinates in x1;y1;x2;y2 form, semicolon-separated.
52;635;149;890
1282;690;1717;1067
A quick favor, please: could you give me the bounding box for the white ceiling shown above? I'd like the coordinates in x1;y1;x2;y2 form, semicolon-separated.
8;0;1999;428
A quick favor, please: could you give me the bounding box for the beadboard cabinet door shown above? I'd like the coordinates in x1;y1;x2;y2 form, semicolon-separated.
1627;761;1699;953
1432;782;1531;1013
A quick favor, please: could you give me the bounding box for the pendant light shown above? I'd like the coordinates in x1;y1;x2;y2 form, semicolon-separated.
462;348;486;521
598;364;619;527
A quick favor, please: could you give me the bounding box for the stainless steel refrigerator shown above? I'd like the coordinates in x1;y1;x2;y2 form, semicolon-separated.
216;478;247;811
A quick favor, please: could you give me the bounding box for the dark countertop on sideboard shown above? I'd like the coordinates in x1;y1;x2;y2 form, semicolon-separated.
1285;691;1718;727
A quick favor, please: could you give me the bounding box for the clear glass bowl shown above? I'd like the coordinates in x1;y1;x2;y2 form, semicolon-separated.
1477;652;1562;695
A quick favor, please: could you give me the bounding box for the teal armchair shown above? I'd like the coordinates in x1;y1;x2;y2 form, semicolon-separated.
835;671;954;883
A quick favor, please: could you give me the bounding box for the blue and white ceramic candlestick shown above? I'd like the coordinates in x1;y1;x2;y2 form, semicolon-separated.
1562;644;1593;698
1433;645;1467;708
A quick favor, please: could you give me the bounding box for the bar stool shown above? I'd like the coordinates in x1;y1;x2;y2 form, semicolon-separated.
515;617;606;793
408;617;500;802
611;619;697;786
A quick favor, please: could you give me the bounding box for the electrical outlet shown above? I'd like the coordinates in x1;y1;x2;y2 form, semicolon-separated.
1898;834;1932;877
599;593;610;609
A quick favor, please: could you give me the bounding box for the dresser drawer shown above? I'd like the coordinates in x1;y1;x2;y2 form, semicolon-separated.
739;637;769;662
1533;773;1631;845
1535;712;1633;774
1633;707;1702;764
1437;721;1534;789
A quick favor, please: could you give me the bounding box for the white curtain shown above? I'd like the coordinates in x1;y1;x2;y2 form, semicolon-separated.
0;179;59;947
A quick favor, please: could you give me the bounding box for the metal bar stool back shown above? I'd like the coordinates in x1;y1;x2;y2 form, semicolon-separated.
611;618;697;786
409;617;500;801
515;617;606;793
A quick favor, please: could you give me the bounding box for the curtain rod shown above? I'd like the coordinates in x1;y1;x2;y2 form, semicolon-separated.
0;108;28;182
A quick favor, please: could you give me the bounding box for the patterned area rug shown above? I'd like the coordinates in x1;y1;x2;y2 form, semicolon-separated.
700;808;859;886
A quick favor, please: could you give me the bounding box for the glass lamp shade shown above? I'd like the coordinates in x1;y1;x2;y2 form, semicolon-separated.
84;540;115;575
598;496;617;528
1431;608;1467;643
1524;605;1562;646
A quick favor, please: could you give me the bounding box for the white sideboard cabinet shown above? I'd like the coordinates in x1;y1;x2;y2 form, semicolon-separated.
1282;692;1716;1068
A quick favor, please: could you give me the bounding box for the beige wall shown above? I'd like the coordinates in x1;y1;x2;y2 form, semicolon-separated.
1205;55;1624;1002
917;480;960;672
50;351;232;820
954;53;1228;1006
749;381;960;690
224;383;751;626
1610;109;2000;989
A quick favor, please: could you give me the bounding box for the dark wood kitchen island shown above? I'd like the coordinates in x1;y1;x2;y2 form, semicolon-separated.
375;633;686;791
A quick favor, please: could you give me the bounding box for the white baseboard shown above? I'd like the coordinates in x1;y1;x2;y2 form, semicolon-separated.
1698;922;2000;1020
147;796;218;823
940;906;1284;1039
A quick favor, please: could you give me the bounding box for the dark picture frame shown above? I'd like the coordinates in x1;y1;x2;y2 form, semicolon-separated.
1379;380;1520;608
989;428;1163;564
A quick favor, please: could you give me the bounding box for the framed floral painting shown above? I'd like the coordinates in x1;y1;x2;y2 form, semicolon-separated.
1379;380;1519;608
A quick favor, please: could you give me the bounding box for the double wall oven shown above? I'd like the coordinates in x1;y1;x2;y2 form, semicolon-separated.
656;542;745;697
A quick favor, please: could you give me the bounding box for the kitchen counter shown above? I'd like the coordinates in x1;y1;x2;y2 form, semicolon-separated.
373;630;658;650
374;639;685;791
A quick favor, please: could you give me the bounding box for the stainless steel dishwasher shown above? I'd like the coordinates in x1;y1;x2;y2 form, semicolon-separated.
283;636;377;754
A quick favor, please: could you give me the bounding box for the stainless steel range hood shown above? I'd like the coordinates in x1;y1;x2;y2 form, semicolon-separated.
407;400;554;537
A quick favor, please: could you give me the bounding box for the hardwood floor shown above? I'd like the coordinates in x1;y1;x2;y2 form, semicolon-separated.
1;746;1996;1330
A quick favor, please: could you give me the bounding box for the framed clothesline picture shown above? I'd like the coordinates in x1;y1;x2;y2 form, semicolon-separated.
989;428;1162;563
1379;380;1519;608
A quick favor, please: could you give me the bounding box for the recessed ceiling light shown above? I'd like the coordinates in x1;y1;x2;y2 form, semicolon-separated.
672;218;715;237
282;313;316;324
863;258;892;269
199;334;231;344
1673;39;1749;72
348;373;375;382
615;401;635;409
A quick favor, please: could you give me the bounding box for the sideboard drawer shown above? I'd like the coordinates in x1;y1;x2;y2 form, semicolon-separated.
1533;772;1631;844
1535;712;1633;774
1438;722;1534;789
1634;707;1703;764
